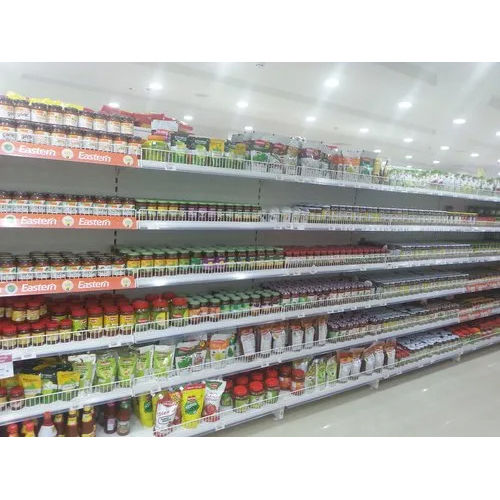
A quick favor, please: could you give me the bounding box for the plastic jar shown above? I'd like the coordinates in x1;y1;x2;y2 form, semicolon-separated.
98;132;112;152
1;324;18;349
107;115;121;134
248;381;265;409
8;386;25;411
119;304;135;334
112;134;128;154
152;299;168;329
290;369;305;396
45;320;60;344
233;385;250;413
63;107;79;128
264;377;280;404
16;322;32;348
31;321;45;346
120;116;134;135
50;125;67;147
58;318;72;343
103;305;119;336
171;297;189;326
0;96;14;119
93;113;108;132
133;300;150;325
0;118;16;141
67;127;82;148
279;365;292;390
14;100;30;121
47;105;63;125
16;120;34;143
71;308;88;339
78;110;94;129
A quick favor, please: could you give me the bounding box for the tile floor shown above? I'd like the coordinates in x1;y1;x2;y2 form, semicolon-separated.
214;344;500;437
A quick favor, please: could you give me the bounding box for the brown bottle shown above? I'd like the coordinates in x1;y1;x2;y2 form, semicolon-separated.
104;402;117;434
65;410;79;437
80;405;95;437
53;413;65;436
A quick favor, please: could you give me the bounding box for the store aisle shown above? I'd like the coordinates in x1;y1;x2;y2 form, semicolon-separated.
215;345;500;437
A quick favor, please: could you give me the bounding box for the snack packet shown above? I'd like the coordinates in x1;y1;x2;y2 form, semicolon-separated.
305;359;318;392
117;350;137;388
208;333;231;366
271;322;287;353
68;353;96;390
316;357;327;388
302;319;315;349
202;379;226;422
18;373;42;406
134;345;154;377
373;342;385;372
290;321;304;351
181;382;206;429
153;344;175;377
258;325;273;357
95;351;117;391
316;316;328;345
56;371;80;401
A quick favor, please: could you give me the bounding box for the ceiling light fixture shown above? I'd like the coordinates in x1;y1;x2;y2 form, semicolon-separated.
452;118;466;125
398;101;412;109
405;155;413;159
236;100;248;109
359;127;369;133
470;152;479;157
403;137;413;143
108;102;120;108
148;82;163;90
305;116;316;122
440;145;450;151
406;165;413;168
183;115;193;121
373;149;381;154
432;160;440;164
496;131;500;137
244;125;253;132
324;78;339;88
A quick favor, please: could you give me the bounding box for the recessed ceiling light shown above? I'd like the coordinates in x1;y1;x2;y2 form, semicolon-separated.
403;137;413;143
373;149;381;154
432;160;440;164
470;152;479;157
148;82;163;90
236;100;248;108
183;115;193;121
305;116;316;122
406;165;413;168
324;78;339;88
108;102;120;108
453;118;466;125
440;145;450;151
496;131;500;137
244;125;253;132
359;127;369;133
405;155;413;159
398;101;412;109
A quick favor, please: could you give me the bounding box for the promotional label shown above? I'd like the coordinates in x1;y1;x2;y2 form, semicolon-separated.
0;140;139;167
0;213;137;230
0;276;136;297
0;354;13;379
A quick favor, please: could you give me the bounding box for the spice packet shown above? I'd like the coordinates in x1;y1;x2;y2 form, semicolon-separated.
202;379;226;422
384;339;397;368
134;345;154;378
362;346;376;375
239;327;256;357
302;319;315;348
305;359;318;392
95;351;117;391
18;373;42;406
56;371;80;401
316;357;327;388
373;342;385;372
208;333;231;366
337;352;353;382
350;348;363;379
290;321;304;351
153;344;175;378
316;316;328;346
257;325;272;357
68;353;96;390
175;340;200;371
117;350;137;388
181;382;205;429
326;354;338;385
271;322;287;353
40;368;58;404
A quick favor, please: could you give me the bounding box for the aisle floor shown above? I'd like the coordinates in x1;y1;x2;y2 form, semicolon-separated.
214;344;500;437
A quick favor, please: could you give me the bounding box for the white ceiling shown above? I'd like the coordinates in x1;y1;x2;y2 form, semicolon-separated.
1;62;500;177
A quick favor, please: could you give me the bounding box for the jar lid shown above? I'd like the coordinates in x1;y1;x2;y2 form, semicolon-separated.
292;369;305;378
235;375;249;386
120;304;134;314
172;297;188;306
9;386;24;397
265;377;280;389
59;318;72;328
88;306;103;315
104;305;118;314
232;385;248;397
249;371;264;382
249;381;264;393
152;299;167;308
133;300;149;309
46;320;59;329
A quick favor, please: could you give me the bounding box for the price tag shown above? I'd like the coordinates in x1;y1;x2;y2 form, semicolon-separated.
295;224;305;231
22;351;36;360
0;354;13;379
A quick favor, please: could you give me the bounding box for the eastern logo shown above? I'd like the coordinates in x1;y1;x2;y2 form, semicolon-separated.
61;280;74;292
122;217;134;228
61;148;74;159
122;155;134;166
4;283;18;295
1;142;15;154
2;214;17;227
62;215;75;227
120;277;132;288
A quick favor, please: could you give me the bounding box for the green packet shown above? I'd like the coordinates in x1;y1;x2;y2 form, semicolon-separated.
95;351;118;391
117;349;137;388
153;344;175;378
134;345;154;378
68;353;96;390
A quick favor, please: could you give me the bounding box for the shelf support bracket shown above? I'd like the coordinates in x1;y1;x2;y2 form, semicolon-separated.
369;380;380;390
272;408;285;421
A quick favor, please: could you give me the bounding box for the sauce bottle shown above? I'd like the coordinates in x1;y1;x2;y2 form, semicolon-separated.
80;405;95;437
38;412;57;437
24;421;36;437
65;410;79;437
53;413;65;436
104;402;117;434
116;400;131;436
6;423;19;437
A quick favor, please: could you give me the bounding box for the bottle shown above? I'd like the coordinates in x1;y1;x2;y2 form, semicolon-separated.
116;400;131;436
53;413;65;436
104;402;117;434
65;410;79;437
80;406;95;437
7;423;19;437
38;412;57;437
24;421;36;437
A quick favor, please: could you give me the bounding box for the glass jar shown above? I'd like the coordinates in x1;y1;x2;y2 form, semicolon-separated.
112;134;128;154
188;300;201;324
0;96;14;119
248;381;265;409
93;113;108;132
78;110;94;129
0;386;7;412
31;322;45;346
26;300;40;322
49;257;66;279
63;107;79;127
1;325;18;349
0;118;16;141
63;194;78;215
97;255;113;277
45;193;64;214
97;132;112;152
82;130;98;149
8;386;25;411
16;120;34;143
16;322;32;348
290;369;305;395
171;297;188;326
80;256;97;278
17;257;34;280
120;116;134;136
112;255;126;277
58;318;72;343
12;301;27;323
33;124;50;145
133;300;150;325
50;125;67;147
47;105;63;125
119;304;135;334
103;305;119;336
14;100;30;121
265;378;280;404
152;299;168;329
45;320;60;345
279;365;292;390
107;115;121;134
71;308;88;338
128;136;142;155
233;385;249;413
67;127;82;148
107;196;122;216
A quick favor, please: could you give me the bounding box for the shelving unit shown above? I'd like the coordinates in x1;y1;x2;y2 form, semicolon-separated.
1;116;499;438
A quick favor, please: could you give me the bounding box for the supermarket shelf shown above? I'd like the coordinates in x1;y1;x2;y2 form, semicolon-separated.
161;332;500;437
137;220;500;232
135;255;500;288
134;285;500;343
140;159;500;204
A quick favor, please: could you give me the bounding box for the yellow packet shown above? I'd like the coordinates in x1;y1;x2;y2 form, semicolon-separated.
181;382;205;429
1;375;19;390
137;394;154;427
18;373;42;406
56;371;80;401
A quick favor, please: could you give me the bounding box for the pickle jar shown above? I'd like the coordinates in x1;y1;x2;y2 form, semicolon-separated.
233;385;250;413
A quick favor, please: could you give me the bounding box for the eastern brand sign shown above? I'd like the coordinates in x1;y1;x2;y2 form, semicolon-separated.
0;213;137;230
0;140;139;167
0;276;136;297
